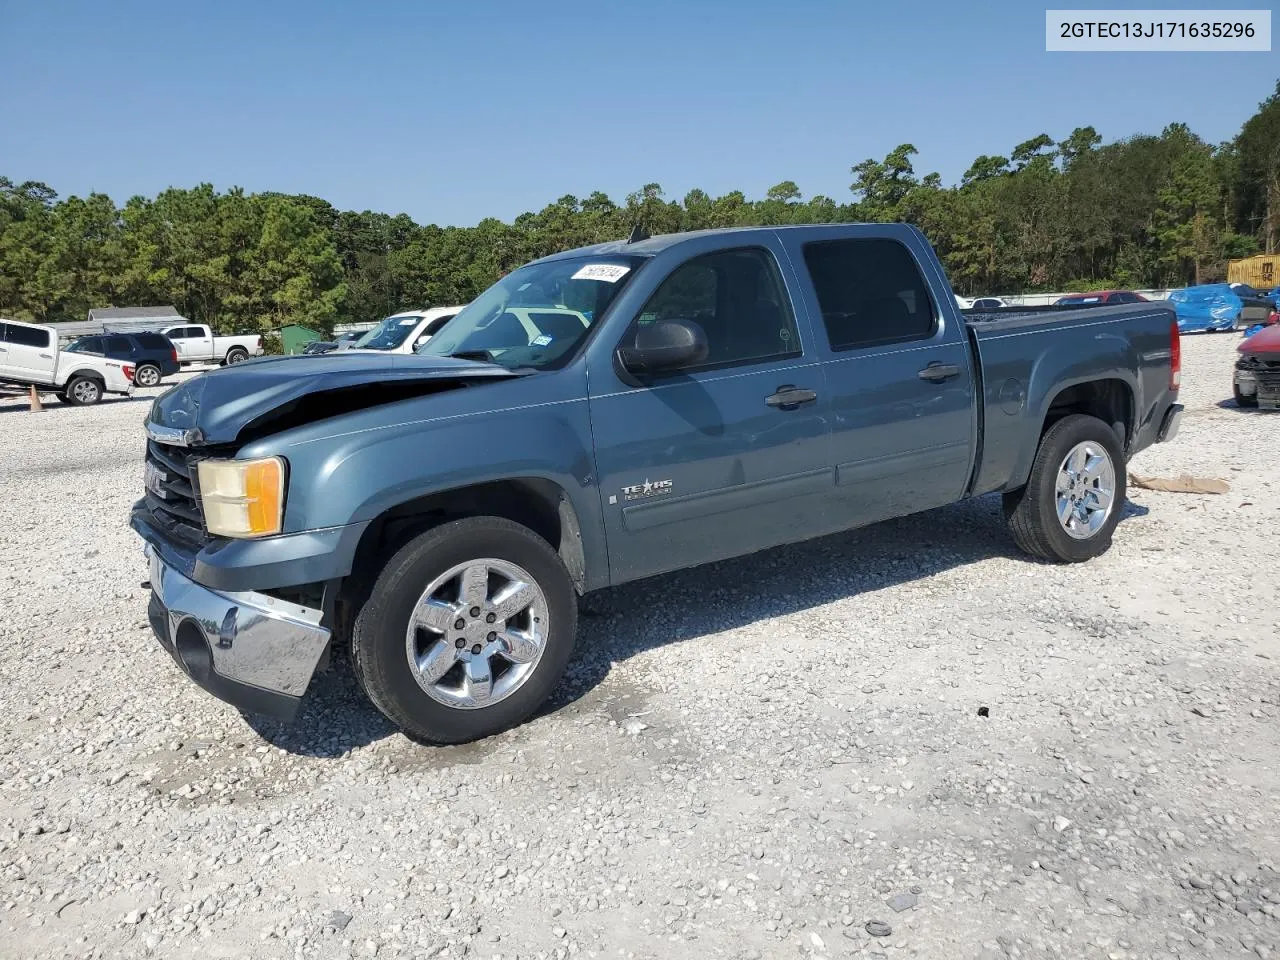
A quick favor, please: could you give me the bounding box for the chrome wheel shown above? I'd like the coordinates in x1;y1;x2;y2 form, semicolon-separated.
135;365;160;387
1055;441;1115;539
404;558;548;710
72;379;100;404
226;349;247;364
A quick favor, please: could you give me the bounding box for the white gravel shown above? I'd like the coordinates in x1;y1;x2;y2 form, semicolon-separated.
1;335;1277;960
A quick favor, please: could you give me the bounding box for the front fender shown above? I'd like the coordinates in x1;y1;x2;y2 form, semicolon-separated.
242;380;609;591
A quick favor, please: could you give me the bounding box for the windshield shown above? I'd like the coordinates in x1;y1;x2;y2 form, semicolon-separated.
352;315;423;350
417;256;643;369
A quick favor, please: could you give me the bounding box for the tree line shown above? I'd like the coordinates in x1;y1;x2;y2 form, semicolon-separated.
2;81;1277;336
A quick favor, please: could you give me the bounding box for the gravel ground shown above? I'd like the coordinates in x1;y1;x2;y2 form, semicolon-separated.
1;335;1276;960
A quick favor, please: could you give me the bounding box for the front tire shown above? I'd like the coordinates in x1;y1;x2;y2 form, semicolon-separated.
352;517;578;744
63;376;103;406
1004;414;1126;563
134;363;161;387
1234;382;1259;408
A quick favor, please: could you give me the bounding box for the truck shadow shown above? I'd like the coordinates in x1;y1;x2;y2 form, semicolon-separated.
245;492;1148;757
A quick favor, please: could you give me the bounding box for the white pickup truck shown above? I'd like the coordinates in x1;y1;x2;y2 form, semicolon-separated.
0;318;136;405
160;324;263;365
342;306;466;355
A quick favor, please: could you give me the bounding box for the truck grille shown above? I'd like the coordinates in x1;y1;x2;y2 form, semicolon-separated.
144;440;208;547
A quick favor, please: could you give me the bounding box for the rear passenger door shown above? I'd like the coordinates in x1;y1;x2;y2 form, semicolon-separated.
3;322;58;384
105;335;135;360
777;228;976;529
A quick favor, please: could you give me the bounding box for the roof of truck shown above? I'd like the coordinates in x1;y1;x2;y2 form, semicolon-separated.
536;223;918;262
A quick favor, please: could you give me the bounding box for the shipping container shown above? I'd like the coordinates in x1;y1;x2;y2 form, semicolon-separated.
1227;254;1280;289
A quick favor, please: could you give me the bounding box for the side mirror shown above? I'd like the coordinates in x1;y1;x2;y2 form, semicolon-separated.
618;319;708;376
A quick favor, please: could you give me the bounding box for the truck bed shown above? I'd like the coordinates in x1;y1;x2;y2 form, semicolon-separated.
960;302;1179;497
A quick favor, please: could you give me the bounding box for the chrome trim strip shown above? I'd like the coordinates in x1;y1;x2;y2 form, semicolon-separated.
146;421;201;447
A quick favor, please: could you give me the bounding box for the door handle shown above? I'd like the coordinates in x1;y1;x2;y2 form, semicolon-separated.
765;385;818;410
39;353;52;359
918;362;961;383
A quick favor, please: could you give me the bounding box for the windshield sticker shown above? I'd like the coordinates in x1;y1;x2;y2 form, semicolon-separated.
398;317;418;326
531;335;553;346
572;263;631;283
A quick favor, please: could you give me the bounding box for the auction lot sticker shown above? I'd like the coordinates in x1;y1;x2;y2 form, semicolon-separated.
1046;9;1271;50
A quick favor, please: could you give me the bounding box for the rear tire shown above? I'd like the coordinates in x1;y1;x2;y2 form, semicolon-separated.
1004;414;1126;563
63;376;103;406
134;363;161;387
224;347;248;365
352;516;577;745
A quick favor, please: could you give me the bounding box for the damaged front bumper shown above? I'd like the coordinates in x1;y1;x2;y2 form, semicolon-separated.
143;545;330;719
1235;366;1279;409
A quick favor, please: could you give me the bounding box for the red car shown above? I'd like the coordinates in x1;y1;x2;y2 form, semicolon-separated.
1234;323;1280;409
1055;290;1150;306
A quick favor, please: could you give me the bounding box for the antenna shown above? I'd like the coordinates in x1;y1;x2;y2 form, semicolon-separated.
626;224;649;244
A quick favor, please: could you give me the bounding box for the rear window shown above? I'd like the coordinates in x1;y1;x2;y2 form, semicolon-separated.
4;323;53;348
802;238;937;350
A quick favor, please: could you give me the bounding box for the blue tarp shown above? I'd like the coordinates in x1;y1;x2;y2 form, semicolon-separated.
1166;284;1241;332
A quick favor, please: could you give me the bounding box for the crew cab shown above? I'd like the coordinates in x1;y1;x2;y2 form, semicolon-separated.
341;306;467;355
161;324;263;365
0;318;136;404
131;224;1184;745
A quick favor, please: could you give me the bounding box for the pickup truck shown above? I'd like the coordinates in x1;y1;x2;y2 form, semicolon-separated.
0;317;136;404
131;224;1184;745
160;323;263;365
341;306;467;355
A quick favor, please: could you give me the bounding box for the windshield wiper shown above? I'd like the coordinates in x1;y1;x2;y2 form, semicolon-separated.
441;349;539;374
446;350;499;363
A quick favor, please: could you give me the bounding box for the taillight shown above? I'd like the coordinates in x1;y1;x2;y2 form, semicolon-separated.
171;347;178;363
123;364;136;381
1269;310;1279;326
1169;319;1181;391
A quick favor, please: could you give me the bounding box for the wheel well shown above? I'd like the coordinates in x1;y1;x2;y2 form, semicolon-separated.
345;478;586;601
66;370;105;385
1042;379;1133;453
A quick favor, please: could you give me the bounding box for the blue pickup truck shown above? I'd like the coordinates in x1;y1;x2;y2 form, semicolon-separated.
133;224;1183;744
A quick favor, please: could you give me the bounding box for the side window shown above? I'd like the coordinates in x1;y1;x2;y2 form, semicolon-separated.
78;337;104;353
803;238;937;351
106;335;133;353
635;247;800;369
0;322;11;342
5;324;53;348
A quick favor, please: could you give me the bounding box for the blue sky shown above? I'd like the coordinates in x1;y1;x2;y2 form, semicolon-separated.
4;0;1276;226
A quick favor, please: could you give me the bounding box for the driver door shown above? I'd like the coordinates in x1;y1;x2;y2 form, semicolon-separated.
587;241;832;585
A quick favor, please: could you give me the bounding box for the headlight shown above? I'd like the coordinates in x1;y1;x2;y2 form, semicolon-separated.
196;457;286;538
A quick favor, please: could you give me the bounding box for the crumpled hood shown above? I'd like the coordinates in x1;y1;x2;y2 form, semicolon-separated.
1240;324;1280;356
147;353;524;445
